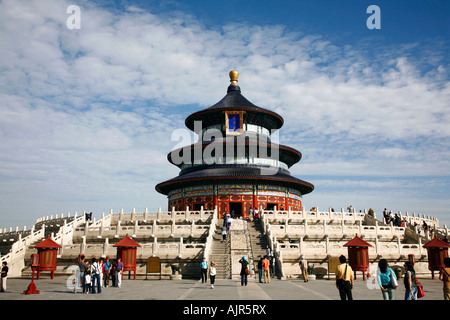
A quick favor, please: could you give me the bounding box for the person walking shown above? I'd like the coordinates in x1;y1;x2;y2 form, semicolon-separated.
376;259;397;300
103;256;111;287
269;255;275;278
0;261;8;292
227;216;232;232
221;227;227;242
258;257;264;283
404;261;418;300
335;255;354;300
223;212;228;229
299;256;308;282
110;260;116;287
253;207;259;223
200;257;208;283
115;258;123;288
85;271;92;293
77;255;88;293
383;208;389;224
439;257;450;300
91;258;101;294
262;256;270;284
209;261;217;289
265;245;271;257
98;258;104;288
239;256;249;286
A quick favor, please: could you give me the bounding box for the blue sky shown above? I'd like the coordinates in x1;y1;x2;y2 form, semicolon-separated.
0;0;449;229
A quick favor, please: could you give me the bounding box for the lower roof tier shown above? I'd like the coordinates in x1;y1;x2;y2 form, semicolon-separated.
167;135;302;169
155;165;314;196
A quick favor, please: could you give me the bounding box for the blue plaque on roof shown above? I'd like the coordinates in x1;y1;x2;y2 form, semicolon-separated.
228;114;240;132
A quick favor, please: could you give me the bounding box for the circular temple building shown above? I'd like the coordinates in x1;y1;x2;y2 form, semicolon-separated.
155;71;314;219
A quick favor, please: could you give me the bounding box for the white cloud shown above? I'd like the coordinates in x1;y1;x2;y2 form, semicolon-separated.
0;0;449;228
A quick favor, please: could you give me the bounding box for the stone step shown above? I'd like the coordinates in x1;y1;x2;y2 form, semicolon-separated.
209;220;231;279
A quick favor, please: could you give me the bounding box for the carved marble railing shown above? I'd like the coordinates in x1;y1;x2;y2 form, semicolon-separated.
266;220;406;240
75;220;211;239
274;237;425;258
109;207;215;224
261;207;365;222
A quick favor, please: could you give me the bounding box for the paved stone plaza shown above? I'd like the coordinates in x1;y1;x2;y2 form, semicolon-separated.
0;276;445;300
1;276;446;317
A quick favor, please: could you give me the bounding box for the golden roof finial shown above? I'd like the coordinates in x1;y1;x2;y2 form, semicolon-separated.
229;70;239;86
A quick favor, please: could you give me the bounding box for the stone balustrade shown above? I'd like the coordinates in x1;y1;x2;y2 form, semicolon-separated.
109;207;215;224
266;219;406;240
275;237;424;258
261;207;366;222
74;220;211;239
0;205;446;279
60;237;207;259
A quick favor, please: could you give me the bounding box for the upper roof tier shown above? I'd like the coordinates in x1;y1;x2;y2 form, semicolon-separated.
185;71;284;132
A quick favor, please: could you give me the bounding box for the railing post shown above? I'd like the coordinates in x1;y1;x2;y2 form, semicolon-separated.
171;207;176;220
191;220;195;235
375;220;379;238
81;235;86;254
300;236;304;254
100;212;105;234
116;221;121;236
134;220;139;235
179;237;183;254
152;219;157;234
103;238;109;257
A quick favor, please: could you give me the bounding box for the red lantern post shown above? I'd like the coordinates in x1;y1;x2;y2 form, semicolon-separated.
23;254;40;294
344;236;372;280
423;237;450;279
113;235;141;280
34;236;62;279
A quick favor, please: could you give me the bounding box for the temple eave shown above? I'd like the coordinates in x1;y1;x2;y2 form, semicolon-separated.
155;175;314;196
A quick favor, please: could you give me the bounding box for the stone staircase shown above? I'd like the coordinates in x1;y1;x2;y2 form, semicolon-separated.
209;219;231;279
247;219;270;274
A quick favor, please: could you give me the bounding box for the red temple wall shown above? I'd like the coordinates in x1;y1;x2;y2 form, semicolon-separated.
168;194;302;219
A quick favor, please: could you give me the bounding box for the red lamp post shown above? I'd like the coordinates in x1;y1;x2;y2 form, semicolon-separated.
423;237;450;279
34;236;62;279
344;236;372;280
23;253;40;294
113;235;141;280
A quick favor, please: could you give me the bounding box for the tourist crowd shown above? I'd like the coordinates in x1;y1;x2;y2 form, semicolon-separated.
382;208;447;241
75;255;124;294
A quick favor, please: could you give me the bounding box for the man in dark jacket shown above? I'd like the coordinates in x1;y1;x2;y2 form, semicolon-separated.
77;255;88;293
